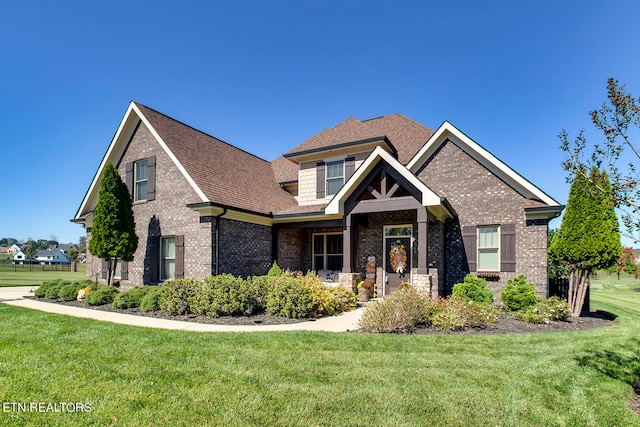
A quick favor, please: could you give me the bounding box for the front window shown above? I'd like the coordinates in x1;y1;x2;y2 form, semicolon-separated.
160;237;175;281
135;159;148;201
114;259;122;279
326;160;344;196
478;225;499;271
313;233;343;271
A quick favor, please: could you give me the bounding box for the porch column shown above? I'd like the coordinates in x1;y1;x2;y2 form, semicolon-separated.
342;213;352;273
417;208;428;274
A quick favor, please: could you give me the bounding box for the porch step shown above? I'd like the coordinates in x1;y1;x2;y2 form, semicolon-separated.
357;297;382;307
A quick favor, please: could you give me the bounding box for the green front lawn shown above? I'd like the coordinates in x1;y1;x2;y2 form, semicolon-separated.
0;281;639;426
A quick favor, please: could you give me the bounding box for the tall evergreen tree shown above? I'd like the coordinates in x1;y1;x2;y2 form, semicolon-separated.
88;162;138;286
549;167;621;315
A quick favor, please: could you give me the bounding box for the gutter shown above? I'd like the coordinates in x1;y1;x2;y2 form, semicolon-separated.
214;208;227;275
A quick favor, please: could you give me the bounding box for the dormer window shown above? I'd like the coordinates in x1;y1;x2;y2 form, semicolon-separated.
326;160;344;196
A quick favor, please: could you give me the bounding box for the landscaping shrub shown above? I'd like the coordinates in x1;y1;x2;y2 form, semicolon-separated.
248;275;272;309
58;281;89;301
192;274;265;317
140;286;164;312
266;274;343;319
501;275;539;312
112;286;151;309
328;285;358;313
359;285;431;333
34;279;71;299
85;285;119;306
267;261;283;277
514;296;571;324
452;274;494;305
428;296;501;331
159;278;202;315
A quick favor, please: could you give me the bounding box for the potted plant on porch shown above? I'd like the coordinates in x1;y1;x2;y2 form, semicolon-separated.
357;281;370;302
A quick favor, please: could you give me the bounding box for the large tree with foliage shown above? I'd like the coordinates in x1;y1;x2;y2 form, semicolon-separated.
561;78;640;240
549;167;621;316
88;162;138;286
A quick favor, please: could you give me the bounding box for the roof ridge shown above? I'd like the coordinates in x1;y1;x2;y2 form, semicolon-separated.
133;101;271;165
361;113;402;122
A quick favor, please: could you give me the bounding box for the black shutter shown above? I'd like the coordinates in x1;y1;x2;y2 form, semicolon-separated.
175;235;185;279
316;162;326;199
462;225;477;272
344;157;355;182
500;223;516;272
125;162;134;197
120;261;128;280
147;155;156;201
101;259;108;279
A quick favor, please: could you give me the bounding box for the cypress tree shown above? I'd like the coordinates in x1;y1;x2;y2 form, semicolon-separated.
88;162;138;286
549;167;621;315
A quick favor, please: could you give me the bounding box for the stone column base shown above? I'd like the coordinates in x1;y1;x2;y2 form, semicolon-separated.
411;273;432;297
338;272;361;293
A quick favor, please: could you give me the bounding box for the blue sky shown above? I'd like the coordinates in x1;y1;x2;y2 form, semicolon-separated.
1;1;639;245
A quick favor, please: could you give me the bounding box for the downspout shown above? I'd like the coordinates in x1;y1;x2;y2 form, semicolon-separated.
214;208;227;276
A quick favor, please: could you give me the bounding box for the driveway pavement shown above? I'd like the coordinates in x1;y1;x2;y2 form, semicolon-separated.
0;286;363;332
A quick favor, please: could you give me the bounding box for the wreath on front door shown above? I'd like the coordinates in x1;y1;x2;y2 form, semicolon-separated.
389;241;407;275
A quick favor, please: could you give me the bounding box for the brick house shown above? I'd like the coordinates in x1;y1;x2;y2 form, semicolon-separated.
74;102;563;297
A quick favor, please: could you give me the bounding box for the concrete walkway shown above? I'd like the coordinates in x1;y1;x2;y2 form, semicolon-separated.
0;286;363;332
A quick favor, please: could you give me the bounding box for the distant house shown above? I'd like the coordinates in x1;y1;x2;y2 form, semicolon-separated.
13;250;27;264
34;249;72;265
74;102;563;298
55;243;77;254
9;244;22;256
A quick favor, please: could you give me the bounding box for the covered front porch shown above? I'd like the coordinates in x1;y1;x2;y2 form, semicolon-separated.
275;147;454;297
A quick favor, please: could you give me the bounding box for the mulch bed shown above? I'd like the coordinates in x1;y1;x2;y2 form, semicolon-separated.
26;296;616;332
24;296;303;326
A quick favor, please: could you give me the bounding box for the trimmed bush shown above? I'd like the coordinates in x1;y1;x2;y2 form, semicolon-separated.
140;287;164;312
191;274;265;317
34;279;71;299
267;276;316;318
265;274;345;319
267;262;283;277
85;285;119;306
328;285;358;314
514;296;571;324
59;281;88;301
159;278;202;315
428;296;501;331
113;286;151;309
359;285;431;333
452;274;494;305
501;275;539;312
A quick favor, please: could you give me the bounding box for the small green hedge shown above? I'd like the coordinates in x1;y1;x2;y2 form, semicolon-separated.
85;285;119;306
140;287;164;312
452;274;494;305
159;278;202;315
113;286;151;309
501;275;539;312
34;279;72;299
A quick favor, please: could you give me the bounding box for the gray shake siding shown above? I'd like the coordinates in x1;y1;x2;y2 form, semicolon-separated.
418;141;549;296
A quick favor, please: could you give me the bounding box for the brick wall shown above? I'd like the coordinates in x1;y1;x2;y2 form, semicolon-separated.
418;141;549;297
86;122;213;289
218;218;272;277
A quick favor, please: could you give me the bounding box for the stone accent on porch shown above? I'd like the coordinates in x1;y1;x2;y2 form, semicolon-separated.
338;272;361;293
410;271;432;296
